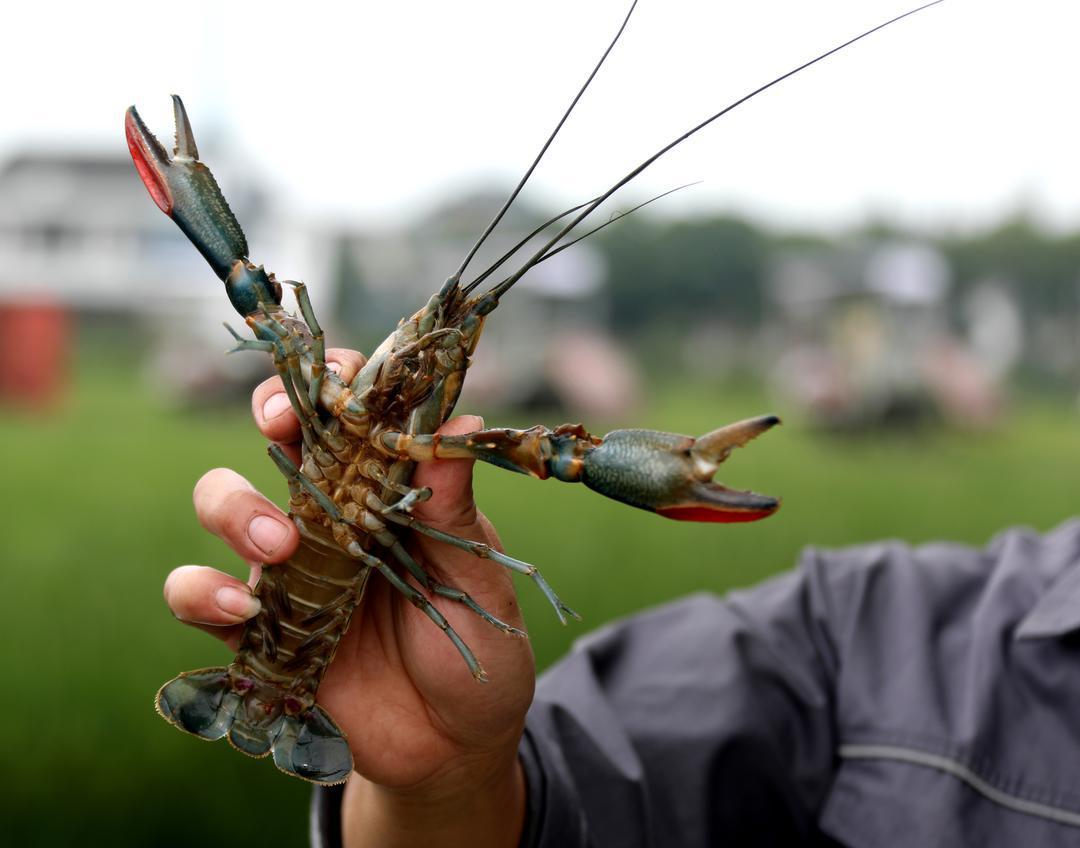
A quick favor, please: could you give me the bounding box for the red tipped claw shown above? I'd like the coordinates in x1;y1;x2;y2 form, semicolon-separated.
580;415;781;523
124;95;250;283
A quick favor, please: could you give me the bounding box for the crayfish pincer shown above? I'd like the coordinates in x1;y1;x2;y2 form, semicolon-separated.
124;1;934;785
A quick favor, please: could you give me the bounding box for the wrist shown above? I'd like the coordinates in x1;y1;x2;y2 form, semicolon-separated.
342;747;527;848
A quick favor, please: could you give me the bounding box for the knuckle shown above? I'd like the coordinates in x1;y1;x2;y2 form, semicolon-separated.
219;489;264;544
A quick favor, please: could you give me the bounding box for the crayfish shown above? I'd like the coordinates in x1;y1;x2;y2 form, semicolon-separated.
127;0;936;784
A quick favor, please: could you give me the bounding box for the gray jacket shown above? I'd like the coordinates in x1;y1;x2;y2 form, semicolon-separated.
312;520;1080;846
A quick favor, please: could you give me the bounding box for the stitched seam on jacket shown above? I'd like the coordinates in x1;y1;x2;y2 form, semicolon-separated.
838;743;1080;829
842;726;1080;808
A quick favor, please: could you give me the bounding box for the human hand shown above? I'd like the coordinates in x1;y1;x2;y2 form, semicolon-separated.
163;349;533;846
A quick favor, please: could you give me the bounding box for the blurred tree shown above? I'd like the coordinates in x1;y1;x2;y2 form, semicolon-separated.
941;214;1080;314
599;215;767;330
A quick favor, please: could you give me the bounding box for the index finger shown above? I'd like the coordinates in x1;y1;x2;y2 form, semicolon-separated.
251;348;367;445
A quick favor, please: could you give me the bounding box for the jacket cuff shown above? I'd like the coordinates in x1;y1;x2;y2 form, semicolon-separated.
518;721;588;847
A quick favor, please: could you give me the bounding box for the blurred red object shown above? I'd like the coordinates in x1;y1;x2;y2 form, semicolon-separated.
0;300;69;408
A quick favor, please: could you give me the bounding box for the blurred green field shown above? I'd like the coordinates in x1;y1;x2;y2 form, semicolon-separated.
4;346;1080;845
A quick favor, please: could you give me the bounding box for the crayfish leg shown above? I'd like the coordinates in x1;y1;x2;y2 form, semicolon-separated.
430;582;527;638
375;500;580;625
286;280;328;407
342;540;488;681
383;527;525;638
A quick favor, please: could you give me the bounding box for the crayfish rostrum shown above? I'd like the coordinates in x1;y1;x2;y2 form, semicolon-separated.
127;1;936;786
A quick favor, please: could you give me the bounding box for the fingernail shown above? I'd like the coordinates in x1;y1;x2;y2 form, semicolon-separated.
216;586;261;620
248;515;289;556
261;392;291;421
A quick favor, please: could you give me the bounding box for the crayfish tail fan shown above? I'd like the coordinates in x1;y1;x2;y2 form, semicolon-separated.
272;706;353;785
155;667;238;741
157;667;353;784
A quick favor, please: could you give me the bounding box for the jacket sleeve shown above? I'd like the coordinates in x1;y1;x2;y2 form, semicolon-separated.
519;552;842;847
313;523;1080;847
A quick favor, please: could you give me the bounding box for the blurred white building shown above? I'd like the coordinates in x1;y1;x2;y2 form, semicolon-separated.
769;241;1018;429
0;155;637;415
0;148;339;404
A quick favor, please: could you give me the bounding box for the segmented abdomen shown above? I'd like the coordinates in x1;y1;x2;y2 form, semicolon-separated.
231;520;371;708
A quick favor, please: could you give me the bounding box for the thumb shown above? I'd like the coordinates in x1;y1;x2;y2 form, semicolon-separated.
410;415;484;534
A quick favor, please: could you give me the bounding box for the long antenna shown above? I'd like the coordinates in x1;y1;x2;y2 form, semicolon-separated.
465;184;698;294
451;0;639;283
530;182;701;267
464;195;603;295
480;0;944;304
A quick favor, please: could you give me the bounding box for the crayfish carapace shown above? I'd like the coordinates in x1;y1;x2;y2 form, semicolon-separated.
128;0;938;784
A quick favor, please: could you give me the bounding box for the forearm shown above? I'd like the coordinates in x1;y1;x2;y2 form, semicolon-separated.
341;752;527;848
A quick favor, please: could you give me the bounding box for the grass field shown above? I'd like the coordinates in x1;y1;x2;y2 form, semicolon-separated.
4;345;1080;844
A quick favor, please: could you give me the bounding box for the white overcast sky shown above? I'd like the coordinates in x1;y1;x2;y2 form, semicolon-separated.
5;0;1079;233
